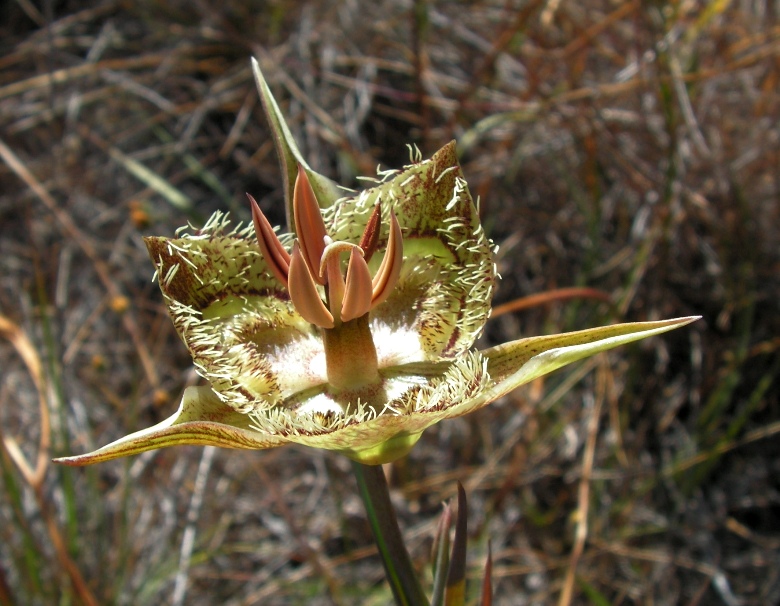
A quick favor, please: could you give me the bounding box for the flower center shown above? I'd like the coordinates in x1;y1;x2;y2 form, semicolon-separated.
250;166;403;394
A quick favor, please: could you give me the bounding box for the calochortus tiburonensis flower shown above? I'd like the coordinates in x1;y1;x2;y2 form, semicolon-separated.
57;59;697;467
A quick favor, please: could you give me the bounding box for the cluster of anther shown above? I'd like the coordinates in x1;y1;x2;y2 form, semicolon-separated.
249;166;403;329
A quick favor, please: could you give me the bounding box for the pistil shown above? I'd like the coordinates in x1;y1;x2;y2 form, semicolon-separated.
322;314;380;392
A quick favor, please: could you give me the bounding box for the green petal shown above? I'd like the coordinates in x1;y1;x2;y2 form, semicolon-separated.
455;316;700;417
251;57;343;225
54;386;284;466
329;142;496;363
145;219;326;414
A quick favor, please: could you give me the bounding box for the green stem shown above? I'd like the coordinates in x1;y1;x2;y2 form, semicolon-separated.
352;462;429;606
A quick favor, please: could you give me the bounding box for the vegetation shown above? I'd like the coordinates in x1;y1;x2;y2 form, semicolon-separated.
1;1;778;604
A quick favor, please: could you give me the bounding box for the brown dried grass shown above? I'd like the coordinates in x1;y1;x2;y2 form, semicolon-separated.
1;1;778;604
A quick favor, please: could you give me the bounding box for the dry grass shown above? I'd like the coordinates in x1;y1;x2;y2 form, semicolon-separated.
1;1;778;604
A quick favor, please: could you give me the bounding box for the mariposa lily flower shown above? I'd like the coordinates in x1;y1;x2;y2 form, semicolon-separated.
56;59;697;467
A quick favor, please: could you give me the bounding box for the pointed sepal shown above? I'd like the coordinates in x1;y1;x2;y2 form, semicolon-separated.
456;316;701;417
251;57;342;225
54;386;285;466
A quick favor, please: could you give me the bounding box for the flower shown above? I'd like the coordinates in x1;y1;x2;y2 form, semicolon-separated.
56;59;697;467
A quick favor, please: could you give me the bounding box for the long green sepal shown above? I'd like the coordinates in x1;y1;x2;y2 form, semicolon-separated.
54;387;284;466
453;317;701;417
251;57;343;224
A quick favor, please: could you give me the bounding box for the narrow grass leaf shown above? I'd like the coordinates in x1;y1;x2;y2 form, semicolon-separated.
107;144;192;210
576;575;611;606
431;503;452;606
153;126;236;211
480;541;492;606
444;482;468;606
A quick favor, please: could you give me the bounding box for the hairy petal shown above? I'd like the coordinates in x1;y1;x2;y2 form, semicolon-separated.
249;351;491;465
329;142;496;363
58;320;699;467
145;217;327;413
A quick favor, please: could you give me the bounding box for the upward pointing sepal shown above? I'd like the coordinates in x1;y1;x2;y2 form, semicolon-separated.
251;57;343;226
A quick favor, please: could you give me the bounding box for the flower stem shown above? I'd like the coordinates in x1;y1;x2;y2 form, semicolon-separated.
352;461;430;606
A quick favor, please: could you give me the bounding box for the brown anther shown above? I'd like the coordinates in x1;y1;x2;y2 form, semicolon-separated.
293;166;328;285
249;194;291;288
288;242;334;328
358;203;382;263
341;247;373;322
371;210;404;307
371;210;403;308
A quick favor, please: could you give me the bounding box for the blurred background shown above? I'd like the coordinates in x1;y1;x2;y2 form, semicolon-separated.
1;1;778;604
